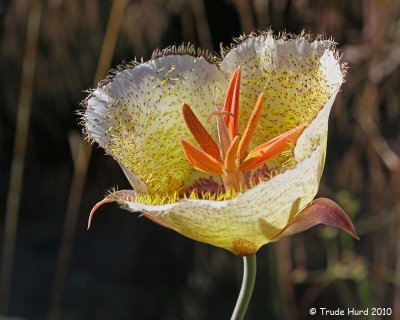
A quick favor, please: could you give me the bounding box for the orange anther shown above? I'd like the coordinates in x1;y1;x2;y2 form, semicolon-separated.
223;67;241;138
237;92;265;158
182;104;221;162
240;123;308;171
180;138;223;175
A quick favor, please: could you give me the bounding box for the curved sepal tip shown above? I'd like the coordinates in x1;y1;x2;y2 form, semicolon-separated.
272;198;359;241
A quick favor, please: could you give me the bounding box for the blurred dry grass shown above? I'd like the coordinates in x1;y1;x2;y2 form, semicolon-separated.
1;0;400;319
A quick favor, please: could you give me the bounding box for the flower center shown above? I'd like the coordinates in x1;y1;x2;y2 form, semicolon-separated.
180;67;308;192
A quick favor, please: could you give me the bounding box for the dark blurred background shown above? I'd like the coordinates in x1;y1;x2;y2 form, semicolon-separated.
1;0;400;319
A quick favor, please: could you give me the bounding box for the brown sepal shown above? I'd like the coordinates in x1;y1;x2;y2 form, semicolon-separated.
271;198;359;241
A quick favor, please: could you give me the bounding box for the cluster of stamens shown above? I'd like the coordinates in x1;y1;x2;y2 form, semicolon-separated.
180;67;307;192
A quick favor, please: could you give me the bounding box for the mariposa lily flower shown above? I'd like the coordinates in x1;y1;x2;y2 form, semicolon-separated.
82;31;358;256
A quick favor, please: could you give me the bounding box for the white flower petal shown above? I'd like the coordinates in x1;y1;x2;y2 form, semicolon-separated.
112;147;321;255
295;92;337;163
84;54;227;194
220;33;344;168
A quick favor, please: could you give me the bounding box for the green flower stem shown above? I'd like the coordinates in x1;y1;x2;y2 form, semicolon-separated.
231;254;257;320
